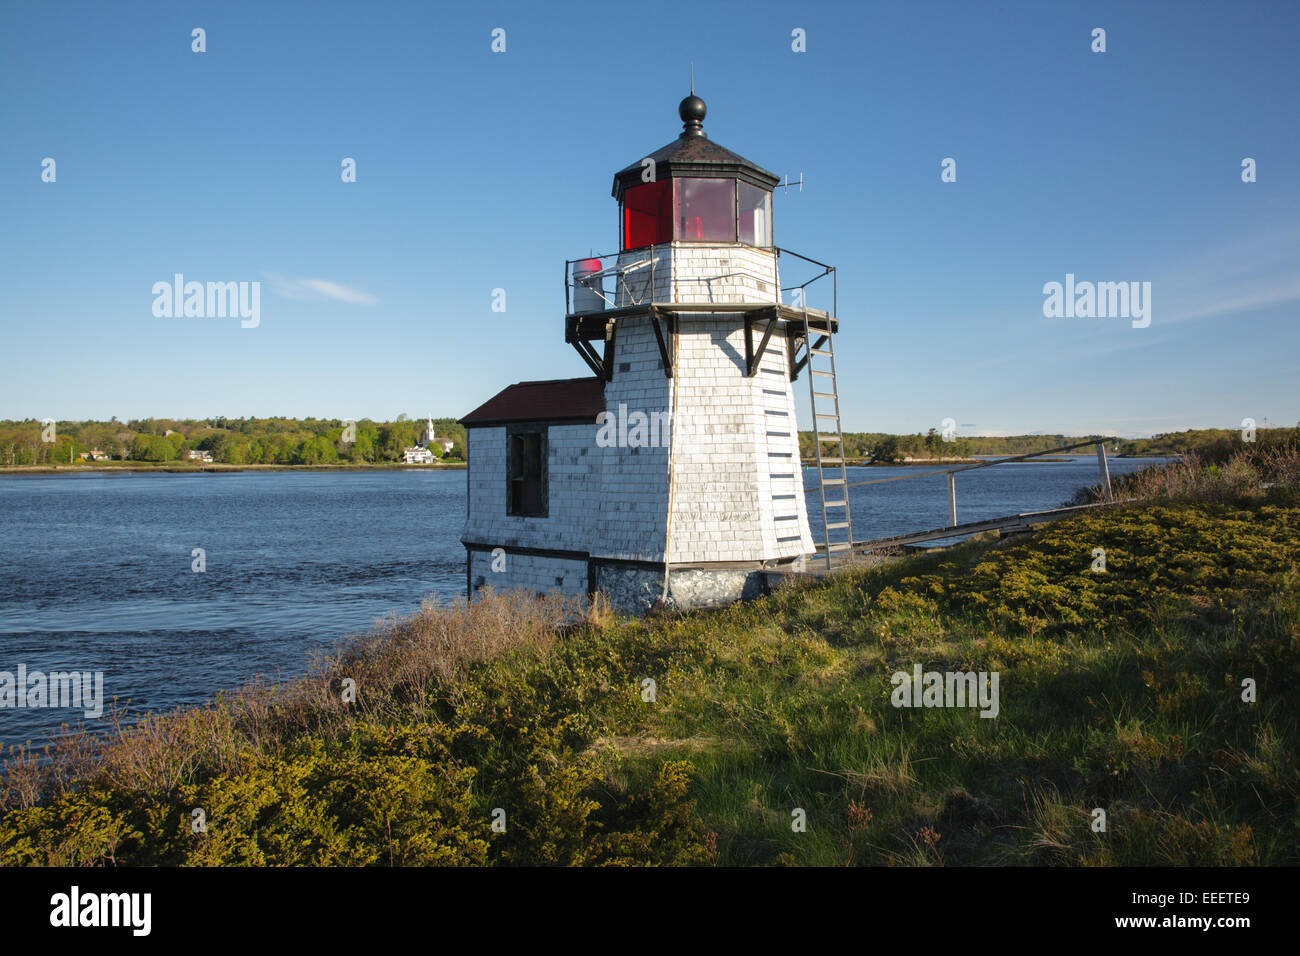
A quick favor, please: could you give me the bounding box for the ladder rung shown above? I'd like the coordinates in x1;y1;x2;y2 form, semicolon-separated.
813;391;837;398
822;478;846;485
811;369;834;376
824;542;853;552
823;500;848;508
815;435;843;442
820;457;844;464
810;347;833;356
815;412;839;419
825;522;850;530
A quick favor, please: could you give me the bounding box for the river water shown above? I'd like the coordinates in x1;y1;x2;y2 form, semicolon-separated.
0;456;1163;745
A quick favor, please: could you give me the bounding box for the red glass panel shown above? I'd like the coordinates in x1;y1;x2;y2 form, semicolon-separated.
621;180;672;250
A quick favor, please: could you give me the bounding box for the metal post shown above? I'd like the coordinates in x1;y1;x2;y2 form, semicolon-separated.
946;472;957;526
1095;442;1113;501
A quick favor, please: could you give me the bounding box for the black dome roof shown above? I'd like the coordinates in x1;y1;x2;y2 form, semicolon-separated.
612;95;779;201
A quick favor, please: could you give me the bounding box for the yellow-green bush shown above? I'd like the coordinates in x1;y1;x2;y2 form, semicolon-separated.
3;494;1297;867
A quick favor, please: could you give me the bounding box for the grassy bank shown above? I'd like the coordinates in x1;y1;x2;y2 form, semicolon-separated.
2;449;1297;866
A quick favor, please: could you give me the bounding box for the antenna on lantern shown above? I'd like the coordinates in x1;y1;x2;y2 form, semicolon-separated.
775;172;805;192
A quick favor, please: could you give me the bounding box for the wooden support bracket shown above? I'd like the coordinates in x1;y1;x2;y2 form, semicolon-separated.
572;340;603;379
789;333;827;380
602;319;617;382
649;308;673;378
745;318;777;377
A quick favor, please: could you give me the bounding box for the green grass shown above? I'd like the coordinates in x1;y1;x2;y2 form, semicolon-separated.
3;483;1298;866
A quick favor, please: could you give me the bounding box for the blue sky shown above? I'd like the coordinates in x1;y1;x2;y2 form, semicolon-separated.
2;0;1296;436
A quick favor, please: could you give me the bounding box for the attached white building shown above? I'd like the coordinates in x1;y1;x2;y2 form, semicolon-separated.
461;94;846;614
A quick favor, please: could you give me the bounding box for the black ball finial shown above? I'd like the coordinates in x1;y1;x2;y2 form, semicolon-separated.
679;94;706;137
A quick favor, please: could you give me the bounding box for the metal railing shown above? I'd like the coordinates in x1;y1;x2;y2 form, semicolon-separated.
564;245;836;315
806;438;1117;535
774;246;836;315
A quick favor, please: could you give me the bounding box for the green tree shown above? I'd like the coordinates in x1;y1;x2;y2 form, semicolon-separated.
871;435;900;463
132;434;174;462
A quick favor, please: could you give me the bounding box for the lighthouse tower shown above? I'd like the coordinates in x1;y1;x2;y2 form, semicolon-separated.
461;94;846;613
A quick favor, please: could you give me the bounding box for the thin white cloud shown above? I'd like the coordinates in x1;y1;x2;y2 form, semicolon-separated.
1157;223;1300;324
264;272;378;305
1162;274;1300;324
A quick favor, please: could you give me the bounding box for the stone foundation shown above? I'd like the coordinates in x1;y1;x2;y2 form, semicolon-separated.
592;562;766;616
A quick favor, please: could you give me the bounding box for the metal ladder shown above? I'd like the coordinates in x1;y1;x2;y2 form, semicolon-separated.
803;304;852;570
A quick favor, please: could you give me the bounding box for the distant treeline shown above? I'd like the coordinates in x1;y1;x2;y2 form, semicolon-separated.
797;425;1300;463
1114;426;1299;458
797;430;1103;462
0;416;466;467
4;419;1295;468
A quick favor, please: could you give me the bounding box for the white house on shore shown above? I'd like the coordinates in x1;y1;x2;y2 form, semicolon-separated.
404;416;449;464
460;94;845;614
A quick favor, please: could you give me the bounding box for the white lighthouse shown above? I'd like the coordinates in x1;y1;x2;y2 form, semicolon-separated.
461;94;849;613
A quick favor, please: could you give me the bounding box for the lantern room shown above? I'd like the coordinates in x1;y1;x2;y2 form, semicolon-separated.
613;95;777;252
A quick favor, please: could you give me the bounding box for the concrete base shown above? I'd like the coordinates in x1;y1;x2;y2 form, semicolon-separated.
464;547;800;617
592;562;767;616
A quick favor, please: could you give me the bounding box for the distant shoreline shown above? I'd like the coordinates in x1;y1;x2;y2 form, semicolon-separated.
0;462;467;475
5;455;1159;476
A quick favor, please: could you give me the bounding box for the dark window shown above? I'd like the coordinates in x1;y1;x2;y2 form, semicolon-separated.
674;177;736;241
507;426;547;517
621;180;672;250
737;182;772;247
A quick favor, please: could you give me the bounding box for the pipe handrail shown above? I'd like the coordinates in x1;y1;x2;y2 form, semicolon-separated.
819;438;1116;490
565;246;836;315
805;437;1118;537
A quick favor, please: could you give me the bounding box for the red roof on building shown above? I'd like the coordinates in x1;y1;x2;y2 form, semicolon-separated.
460;377;606;426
